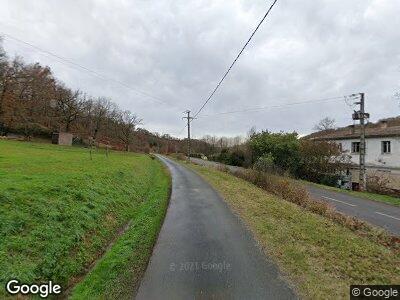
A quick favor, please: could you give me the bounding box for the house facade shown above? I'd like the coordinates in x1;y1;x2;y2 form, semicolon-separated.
306;118;400;190
338;137;400;168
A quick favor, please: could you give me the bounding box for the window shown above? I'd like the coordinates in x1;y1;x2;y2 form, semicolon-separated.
351;142;360;153
382;141;391;154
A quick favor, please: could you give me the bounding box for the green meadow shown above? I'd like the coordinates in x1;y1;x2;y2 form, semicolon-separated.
0;140;170;298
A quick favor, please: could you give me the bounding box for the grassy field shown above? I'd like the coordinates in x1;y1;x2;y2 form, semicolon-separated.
303;181;400;207
0;140;170;298
183;162;400;299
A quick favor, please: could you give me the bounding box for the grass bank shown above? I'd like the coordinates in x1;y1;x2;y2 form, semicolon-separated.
0;140;170;298
187;155;400;207
182;161;400;299
303;181;400;207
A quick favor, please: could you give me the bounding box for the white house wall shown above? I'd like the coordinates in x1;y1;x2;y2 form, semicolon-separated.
336;137;400;169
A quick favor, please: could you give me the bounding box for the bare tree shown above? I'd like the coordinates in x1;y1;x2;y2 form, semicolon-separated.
0;58;18;134
0;42;155;152
83;97;114;140
94;98;113;139
232;136;243;147
313;117;336;131
247;126;257;138
115;110;142;151
56;87;84;132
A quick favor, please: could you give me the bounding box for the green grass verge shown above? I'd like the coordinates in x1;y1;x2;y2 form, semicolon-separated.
70;161;170;299
0;140;170;298
303;180;400;207
183;162;400;299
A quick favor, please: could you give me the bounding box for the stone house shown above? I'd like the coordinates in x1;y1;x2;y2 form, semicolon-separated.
306;117;400;190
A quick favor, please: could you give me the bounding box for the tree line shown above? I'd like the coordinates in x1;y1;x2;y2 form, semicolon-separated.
0;39;143;151
190;129;350;187
0;36;347;179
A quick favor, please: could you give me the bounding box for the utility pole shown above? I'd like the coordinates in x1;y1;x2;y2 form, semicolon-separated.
352;93;369;191
183;110;195;162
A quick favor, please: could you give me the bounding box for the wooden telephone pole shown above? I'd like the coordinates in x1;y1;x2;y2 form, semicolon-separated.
352;93;369;191
183;110;195;162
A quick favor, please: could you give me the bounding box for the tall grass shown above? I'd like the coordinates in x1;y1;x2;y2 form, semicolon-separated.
186;162;400;299
213;166;400;252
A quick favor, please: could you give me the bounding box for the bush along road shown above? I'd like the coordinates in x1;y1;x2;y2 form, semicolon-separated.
189;157;400;236
182;158;400;299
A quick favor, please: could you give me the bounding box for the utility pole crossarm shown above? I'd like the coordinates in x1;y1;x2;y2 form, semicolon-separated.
351;93;368;191
182;110;195;162
359;93;367;191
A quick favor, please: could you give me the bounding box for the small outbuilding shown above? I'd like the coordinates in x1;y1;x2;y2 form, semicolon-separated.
52;132;73;146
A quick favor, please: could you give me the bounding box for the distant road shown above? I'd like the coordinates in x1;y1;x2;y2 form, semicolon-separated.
136;156;296;299
190;158;400;236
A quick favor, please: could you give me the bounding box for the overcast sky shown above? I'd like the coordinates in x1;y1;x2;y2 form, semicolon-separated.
0;0;399;138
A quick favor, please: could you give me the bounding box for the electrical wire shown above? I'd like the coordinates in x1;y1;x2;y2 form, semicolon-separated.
1;32;172;106
198;96;347;118
344;93;359;111
175;94;353;136
191;0;279;119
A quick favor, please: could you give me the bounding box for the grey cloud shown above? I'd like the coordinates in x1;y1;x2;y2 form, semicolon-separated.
0;0;399;138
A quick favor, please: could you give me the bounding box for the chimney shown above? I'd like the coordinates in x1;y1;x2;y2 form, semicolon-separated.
349;125;355;134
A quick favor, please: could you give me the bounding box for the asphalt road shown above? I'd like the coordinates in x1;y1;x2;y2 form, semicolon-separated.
190;158;400;236
136;155;296;300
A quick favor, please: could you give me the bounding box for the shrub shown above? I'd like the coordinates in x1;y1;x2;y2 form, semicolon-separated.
249;130;300;174
367;171;395;196
13;122;52;139
253;153;278;173
229;149;246;167
296;139;350;185
217;148;230;164
73;136;85;146
216;165;229;173
170;153;186;160
221;167;399;252
208;148;246;167
319;174;342;187
248;130;351;186
232;169;310;207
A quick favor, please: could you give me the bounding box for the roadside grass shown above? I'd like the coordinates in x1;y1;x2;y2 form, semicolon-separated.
183;162;400;299
70;162;170;299
186;155;400;207
303;180;400;207
0;140;170;298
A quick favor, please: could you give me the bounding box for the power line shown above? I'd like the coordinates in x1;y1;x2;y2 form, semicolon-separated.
175;94;350;136
177;0;279;136
192;0;279;119
1;32;172;106
198;96;347;118
344;94;359;111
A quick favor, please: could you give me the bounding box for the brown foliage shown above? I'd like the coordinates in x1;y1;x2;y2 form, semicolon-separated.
0;41;155;151
170;153;186;161
225;167;399;252
297;139;351;183
366;171;399;197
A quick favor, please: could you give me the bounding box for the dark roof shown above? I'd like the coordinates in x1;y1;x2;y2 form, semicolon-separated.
305;117;400;140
